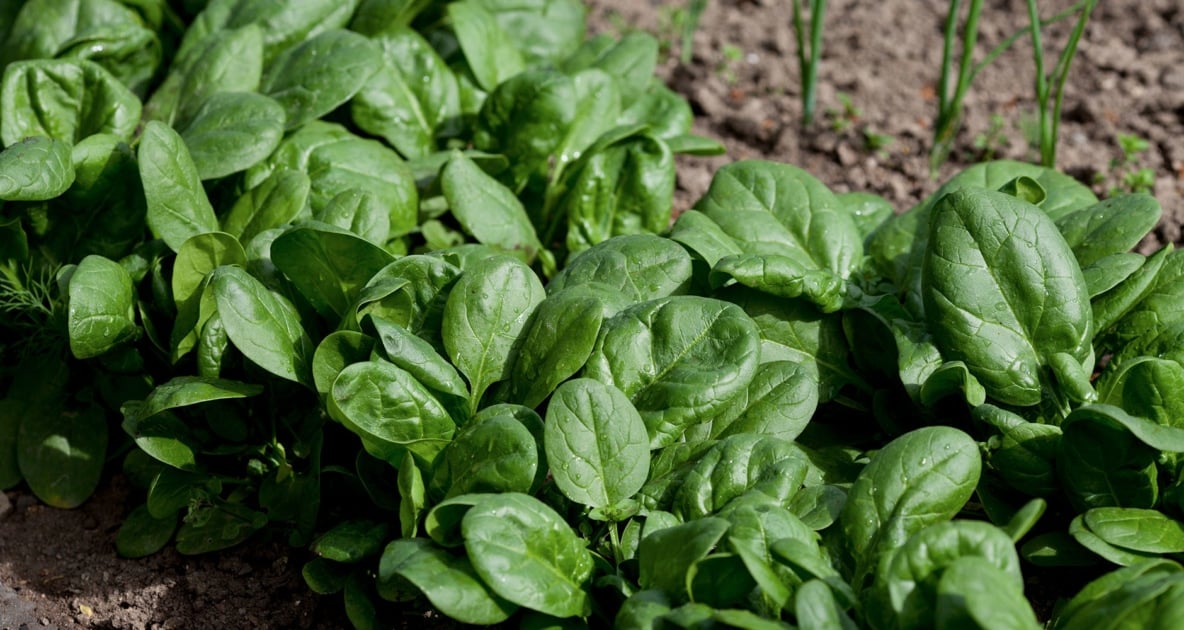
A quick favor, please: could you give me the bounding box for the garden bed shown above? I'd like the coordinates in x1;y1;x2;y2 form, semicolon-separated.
1;0;1182;628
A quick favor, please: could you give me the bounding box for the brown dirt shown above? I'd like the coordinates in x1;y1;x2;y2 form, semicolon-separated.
3;1;1183;627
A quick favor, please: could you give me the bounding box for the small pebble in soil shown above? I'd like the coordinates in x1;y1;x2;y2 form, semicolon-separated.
0;492;12;520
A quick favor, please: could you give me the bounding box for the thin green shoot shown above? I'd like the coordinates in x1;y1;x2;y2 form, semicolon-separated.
1027;0;1097;166
679;0;709;65
791;0;827;126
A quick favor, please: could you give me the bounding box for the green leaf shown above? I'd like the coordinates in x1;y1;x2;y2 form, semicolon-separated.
221;169;310;243
302;558;352;595
839;426;982;589
507;286;610;408
1084;508;1184;555
934;557;1041;630
547;234;693;301
381;538;517;625
116;504;178;559
673;435;809;520
17;403;107;508
312;519;393;563
328;360;456;466
922;188;1093;406
1;58;141;145
271;225;395;321
67;254;138;358
174;501;267;555
583;296;761;448
462;493;594;618
178;92;286;180
544;379;649;509
170;24;264;124
0;136;74;201
442;150;542;263
443;255;545;409
139;120;218;252
171;232;247;310
351;25;460;159
638;517;730;600
367;315;468;401
1058;405;1160;510
132;376;263;418
209;265;314;385
312;331;376;399
261;29;381;130
1056;193;1162;268
398;452;425;539
428;409;538;500
448;1;524;91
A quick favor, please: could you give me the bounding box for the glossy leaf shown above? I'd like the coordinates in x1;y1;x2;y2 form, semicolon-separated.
209;265;314;386
0;136;74;201
139;120;218;252
67;254;138;358
1;58;140;145
261;29;381;130
178;91;286;180
544;379;649;509
381;538;517;624
17;403;107;508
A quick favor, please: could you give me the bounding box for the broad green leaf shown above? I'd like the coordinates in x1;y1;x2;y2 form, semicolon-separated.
311;519;393;563
398;452;425;539
302;558;352;595
0;136;74;201
367;315;467;401
1056;193;1161;268
472;69;573;192
271;225;394;321
443;255;545;410
922;188;1093;406
1069;514;1158;566
1082;253;1145;298
351;25;460;159
381;538;517;624
1105;247;1184;346
1;58;140;146
463;493;594;618
221;169;309;243
353;255;462;344
711;253;846;313
618;80;696;141
115;504;178;558
1058;405;1160;510
131;376;262;420
209;265;313;385
583;296;761;448
170;24;264;124
1051;560;1184;628
673;435;809;520
313;190;389;246
120;406;199;471
974;404;1061;497
558;128;674;257
174;501;267;555
424;493;485;548
172;232;247;309
67;254;138;358
429;409;538;500
1084;508;1184;555
638;517;730;600
877;520;1023;629
17;403;107;508
139;120;218;252
312;333;374;399
448;1;524;92
693;160;862;283
839;426;982;589
1101;358;1184;431
179;92;286;180
328;360;456;466
544;379;649;509
547;234;693;301
442;150;542;263
147;468;216;518
507;286;610;408
480;0;585;65
934;557;1041;630
261;29;381;129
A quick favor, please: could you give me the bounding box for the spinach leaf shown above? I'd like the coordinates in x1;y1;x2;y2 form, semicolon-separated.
442;255;545;412
543;378;649;510
271;224;394;321
583;296;761;448
1055;193;1161;268
673;434;809;519
138;120;218;252
934;557;1041;630
547;234;693;301
328;360;456;467
462;493;594;618
221;169;310;244
447;0;524;92
429;408;539;500
261;29;381;130
1;58;141;146
506;285;610;408
351;25;460;159
381;538;518;625
178;91;286;180
18;402;107;508
922;188;1093;406
441;150;542;263
839;426;982;589
708;360;818;441
0;136;74;201
209;265;314;386
67;254;139;358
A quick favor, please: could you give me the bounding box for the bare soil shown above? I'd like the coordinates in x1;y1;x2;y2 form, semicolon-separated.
3;1;1182;627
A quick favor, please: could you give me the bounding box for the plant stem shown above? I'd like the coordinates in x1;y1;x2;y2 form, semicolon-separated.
793;0;827;126
931;0;983;172
679;0;709;65
1045;0;1096;166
